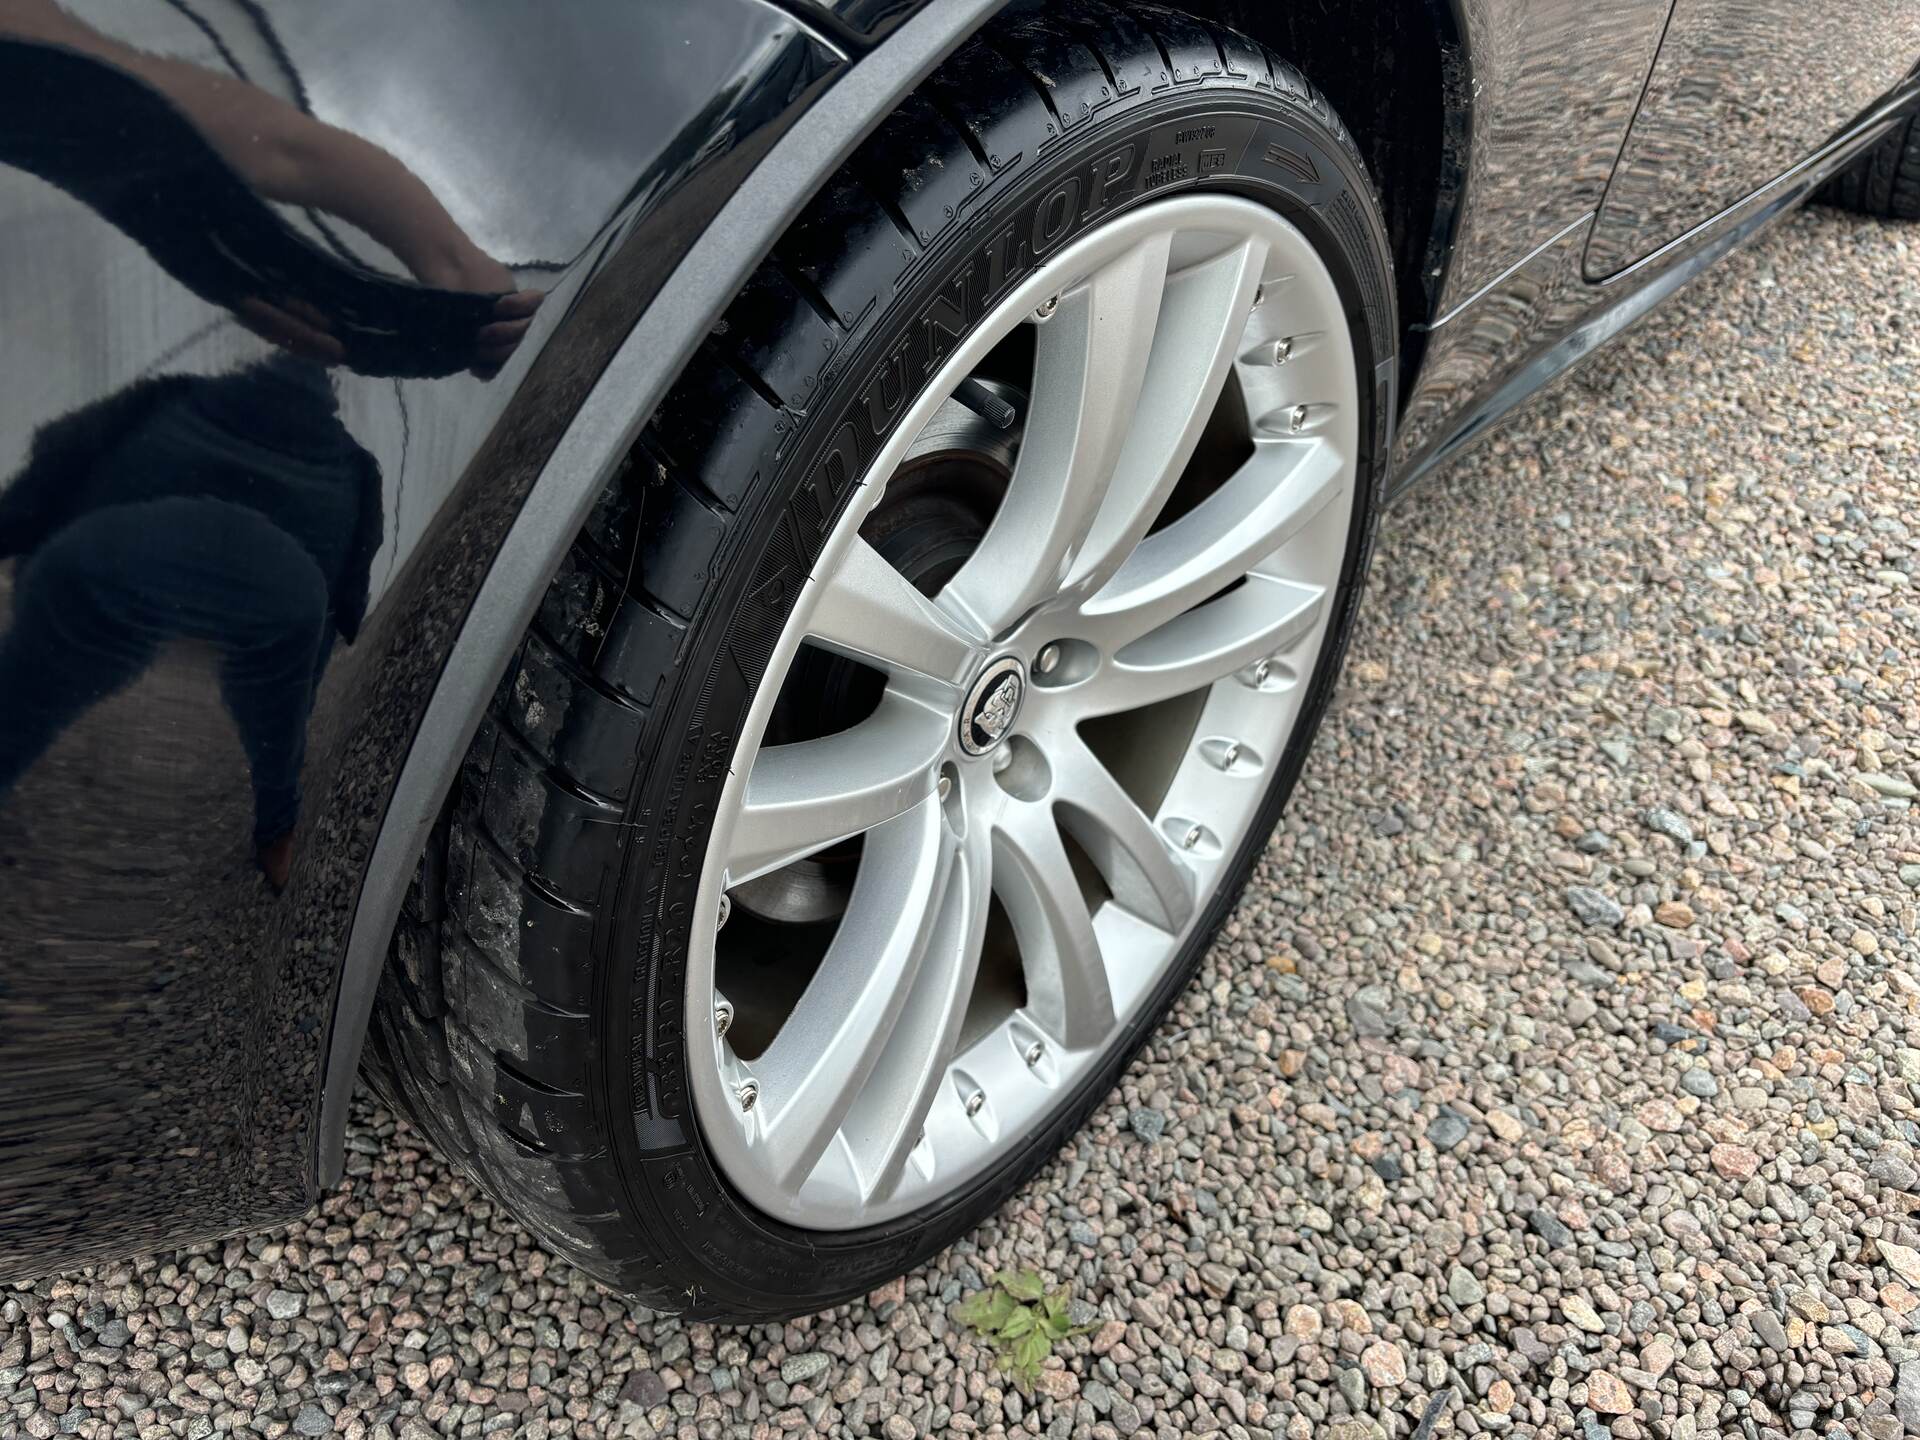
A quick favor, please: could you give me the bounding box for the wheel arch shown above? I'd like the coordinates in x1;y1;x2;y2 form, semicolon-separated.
314;0;1014;1186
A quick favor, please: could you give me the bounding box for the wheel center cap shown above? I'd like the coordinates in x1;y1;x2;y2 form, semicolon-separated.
959;656;1026;755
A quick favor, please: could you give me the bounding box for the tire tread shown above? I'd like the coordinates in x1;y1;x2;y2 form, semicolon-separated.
1821;107;1920;220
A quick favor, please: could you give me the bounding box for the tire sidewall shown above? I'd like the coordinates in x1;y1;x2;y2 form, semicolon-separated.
605;79;1396;1316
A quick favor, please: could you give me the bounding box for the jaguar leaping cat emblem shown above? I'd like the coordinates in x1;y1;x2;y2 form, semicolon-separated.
975;674;1020;742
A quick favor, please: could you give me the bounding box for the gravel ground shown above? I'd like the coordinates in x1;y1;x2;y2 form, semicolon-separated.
6;205;1920;1440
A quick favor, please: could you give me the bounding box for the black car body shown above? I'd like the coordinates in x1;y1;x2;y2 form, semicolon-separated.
1;0;1916;1288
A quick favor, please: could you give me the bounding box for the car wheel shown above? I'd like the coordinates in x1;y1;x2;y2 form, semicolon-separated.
369;0;1396;1319
1820;107;1920;220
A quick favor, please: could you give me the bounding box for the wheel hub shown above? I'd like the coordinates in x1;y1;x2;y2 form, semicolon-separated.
958;656;1026;755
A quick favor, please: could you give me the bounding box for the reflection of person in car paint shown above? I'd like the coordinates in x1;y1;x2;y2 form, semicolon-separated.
0;0;542;372
0;360;381;889
0;0;543;888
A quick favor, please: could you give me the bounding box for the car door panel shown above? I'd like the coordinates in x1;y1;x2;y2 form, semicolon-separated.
1587;0;1920;277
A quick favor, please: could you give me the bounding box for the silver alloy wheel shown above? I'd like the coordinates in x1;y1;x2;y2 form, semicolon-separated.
688;195;1358;1230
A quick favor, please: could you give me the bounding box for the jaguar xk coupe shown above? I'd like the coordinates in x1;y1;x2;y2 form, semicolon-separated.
2;0;1916;1317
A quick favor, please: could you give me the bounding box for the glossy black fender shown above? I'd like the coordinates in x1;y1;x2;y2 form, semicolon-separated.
0;0;1004;1282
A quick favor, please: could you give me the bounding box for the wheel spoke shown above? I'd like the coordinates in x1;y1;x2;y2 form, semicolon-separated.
839;824;993;1202
942;232;1172;636
1076;435;1345;648
729;692;947;884
992;800;1114;1050
1062;237;1269;596
806;538;981;691
1051;735;1196;934
1088;572;1327;715
750;800;956;1190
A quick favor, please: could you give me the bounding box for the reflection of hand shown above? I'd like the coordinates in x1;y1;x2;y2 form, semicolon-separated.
236;295;345;365
470;289;544;380
7;1;548;380
417;250;516;297
239;283;540;379
413;251;543;378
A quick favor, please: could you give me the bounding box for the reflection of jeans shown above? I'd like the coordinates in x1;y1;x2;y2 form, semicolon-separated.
0;495;332;843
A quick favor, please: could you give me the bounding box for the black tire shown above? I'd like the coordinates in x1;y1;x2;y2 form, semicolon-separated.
1819;107;1920;219
367;0;1396;1319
